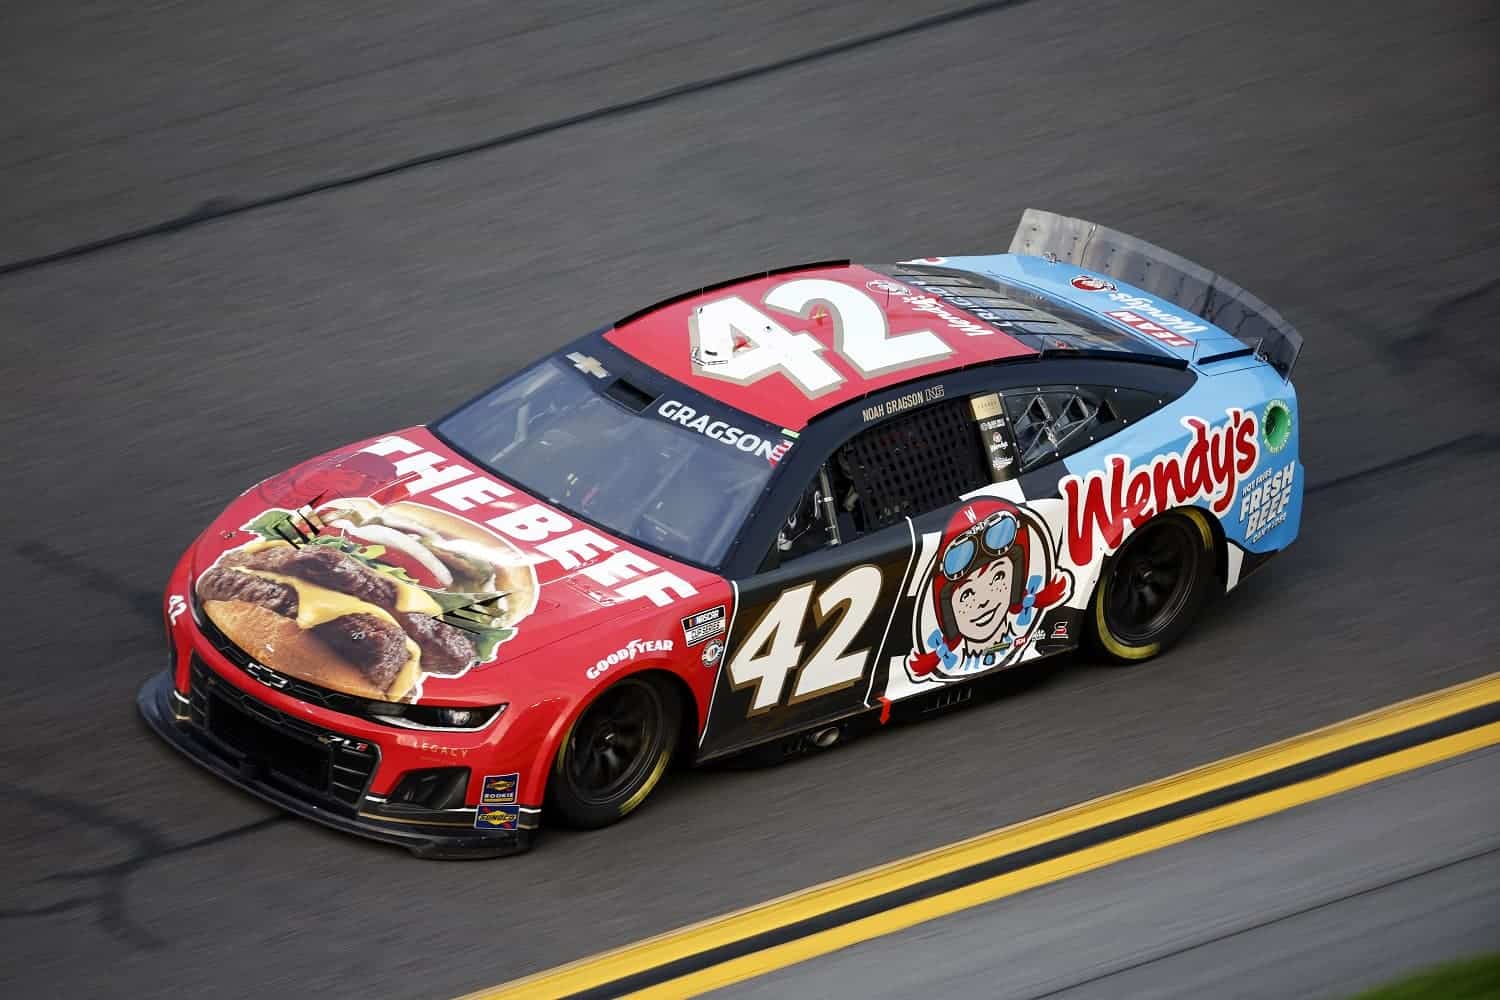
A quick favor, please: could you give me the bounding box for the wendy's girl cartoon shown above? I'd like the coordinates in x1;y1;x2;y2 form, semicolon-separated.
907;498;1072;681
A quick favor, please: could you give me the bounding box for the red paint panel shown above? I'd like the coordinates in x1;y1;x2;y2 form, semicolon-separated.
604;264;1036;428
188;427;728;712
171;427;740;813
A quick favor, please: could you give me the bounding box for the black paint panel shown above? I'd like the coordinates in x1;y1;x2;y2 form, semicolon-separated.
697;521;916;760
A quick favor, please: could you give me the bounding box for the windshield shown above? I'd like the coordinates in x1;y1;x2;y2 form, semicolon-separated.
435;358;779;567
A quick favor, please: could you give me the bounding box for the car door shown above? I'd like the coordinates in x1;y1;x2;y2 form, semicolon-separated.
695;390;1000;760
693;500;915;760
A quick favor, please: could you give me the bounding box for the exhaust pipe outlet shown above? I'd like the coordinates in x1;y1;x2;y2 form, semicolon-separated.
810;726;841;749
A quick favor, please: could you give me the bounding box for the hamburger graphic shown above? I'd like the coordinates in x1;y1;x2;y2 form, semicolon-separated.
195;499;538;701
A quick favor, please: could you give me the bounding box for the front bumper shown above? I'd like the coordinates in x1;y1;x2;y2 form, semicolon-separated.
137;669;535;859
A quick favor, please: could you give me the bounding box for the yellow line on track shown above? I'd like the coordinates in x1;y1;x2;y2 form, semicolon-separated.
463;672;1500;1000
630;722;1500;998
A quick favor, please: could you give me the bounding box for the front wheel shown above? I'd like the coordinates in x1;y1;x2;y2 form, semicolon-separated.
1089;508;1214;663
547;674;680;829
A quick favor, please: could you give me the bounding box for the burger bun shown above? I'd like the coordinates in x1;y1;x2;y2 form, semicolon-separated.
204;598;421;702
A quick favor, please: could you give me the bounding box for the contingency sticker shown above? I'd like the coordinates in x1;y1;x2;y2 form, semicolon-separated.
681;605;727;646
969;393;1014;480
480;773;519;805
475;804;520;831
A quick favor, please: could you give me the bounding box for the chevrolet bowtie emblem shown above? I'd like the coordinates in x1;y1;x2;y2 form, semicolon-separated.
246;663;289;689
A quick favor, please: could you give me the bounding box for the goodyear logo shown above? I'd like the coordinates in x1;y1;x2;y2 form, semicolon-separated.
475;805;520;831
481;773;519;805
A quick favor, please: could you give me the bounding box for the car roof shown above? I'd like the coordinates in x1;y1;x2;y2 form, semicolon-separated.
601;259;1173;429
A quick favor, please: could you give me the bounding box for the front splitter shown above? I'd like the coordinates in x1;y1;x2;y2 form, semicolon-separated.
136;670;534;859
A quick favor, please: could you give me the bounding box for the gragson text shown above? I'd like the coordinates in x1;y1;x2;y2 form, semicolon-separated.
657;400;793;464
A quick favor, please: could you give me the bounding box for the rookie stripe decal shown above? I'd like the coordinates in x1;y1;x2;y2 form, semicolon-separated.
461;673;1500;999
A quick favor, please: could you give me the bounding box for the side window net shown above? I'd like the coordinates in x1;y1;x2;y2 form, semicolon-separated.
1008;390;1109;470
1001;384;1185;472
835;398;990;532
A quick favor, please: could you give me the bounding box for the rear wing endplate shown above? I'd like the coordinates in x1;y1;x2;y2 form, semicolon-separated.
1009;209;1303;380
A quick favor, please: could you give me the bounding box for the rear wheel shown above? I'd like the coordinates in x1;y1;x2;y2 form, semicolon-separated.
547;674;680;829
1090;508;1213;663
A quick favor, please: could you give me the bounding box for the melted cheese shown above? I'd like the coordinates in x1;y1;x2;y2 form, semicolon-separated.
390;578;442;616
235;540;442;616
240;571;374;626
240;568;440;623
229;564;439;685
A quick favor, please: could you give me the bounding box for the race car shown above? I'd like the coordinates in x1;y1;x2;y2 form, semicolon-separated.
139;209;1304;857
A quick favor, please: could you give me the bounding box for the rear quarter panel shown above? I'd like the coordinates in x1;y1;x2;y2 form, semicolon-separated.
1057;364;1303;603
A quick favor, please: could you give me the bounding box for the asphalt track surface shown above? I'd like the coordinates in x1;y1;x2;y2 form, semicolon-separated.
1;1;1496;997
718;747;1500;1000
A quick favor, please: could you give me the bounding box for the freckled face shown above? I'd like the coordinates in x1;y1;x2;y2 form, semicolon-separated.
952;560;1013;644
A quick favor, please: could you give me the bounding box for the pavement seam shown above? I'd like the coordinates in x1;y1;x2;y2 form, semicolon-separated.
0;0;1034;280
1305;432;1500;496
0;780;285;952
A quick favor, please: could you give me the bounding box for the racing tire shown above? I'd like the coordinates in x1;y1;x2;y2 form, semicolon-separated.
547;674;680;829
1089;508;1213;664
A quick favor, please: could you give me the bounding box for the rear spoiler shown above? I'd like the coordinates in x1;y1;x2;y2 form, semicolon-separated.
1009;209;1303;380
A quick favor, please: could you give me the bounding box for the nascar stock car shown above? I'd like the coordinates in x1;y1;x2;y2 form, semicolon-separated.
139;210;1304;857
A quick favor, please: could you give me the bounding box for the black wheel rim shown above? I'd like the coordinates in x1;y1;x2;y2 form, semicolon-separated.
1104;518;1201;645
564;679;664;806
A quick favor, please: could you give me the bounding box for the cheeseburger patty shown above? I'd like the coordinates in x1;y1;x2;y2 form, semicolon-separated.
196;567;297;615
308;612;411;688
202;544;478;678
395;611;475;676
222;543;397;608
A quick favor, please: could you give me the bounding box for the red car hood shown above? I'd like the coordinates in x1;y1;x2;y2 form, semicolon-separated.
191;427;720;705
